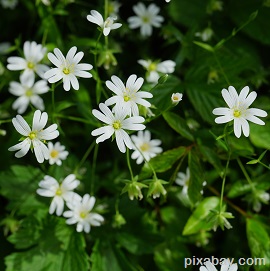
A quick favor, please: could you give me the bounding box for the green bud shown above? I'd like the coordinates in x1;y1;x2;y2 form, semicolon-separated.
147;179;168;199
112;212;126;228
121;180;148;201
158;74;168;84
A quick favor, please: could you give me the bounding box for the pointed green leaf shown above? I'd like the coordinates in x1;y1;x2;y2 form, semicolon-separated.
183;197;220;235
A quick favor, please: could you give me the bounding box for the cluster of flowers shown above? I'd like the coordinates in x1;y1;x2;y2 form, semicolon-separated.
5;0;269;234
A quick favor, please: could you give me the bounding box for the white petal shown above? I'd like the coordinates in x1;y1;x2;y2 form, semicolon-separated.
12;115;31;136
233;118;242;138
32;110;48;131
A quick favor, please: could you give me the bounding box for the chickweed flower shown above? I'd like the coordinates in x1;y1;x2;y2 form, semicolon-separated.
213;86;267;138
147;178;167;199
128;2;164;37
48;142;69;166
44;46;93;91
175;167;190;196
9;74;49;114
87;10;122;36
138;59;175;83
195;27;214;42
37;174;80;216
8;110;59;163
7;41;49;79
91;103;146;153
108;1;121;17
122;177;148;200
0;0;18;9
105;74;153;116
131;130;162;164
171;93;183;105
63;194;104;233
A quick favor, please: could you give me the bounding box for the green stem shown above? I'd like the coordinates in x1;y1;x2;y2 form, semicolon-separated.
258;161;270;170
0;119;12;124
237;157;255;189
126;148;134;181
55;113;98;126
74;141;96;175
213;51;230;86
219;153;231;212
91;144;99;193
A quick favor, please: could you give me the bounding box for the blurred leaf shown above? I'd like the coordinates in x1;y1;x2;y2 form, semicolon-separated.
183;197;220;235
198;145;223;172
249;121;270;149
188;149;204;204
140;146;186;179
90;239;138;271
246;218;270;271
227;181;252;198
163;112;194;141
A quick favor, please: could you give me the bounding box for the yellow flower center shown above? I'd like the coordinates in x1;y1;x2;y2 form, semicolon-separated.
63;67;70;75
25;89;33;97
123;94;130;102
172;95;179;101
142;16;150;23
55;188;62;196
50;149;59;158
113;120;121;130
80;212;87;219
27;62;35;69
140;142;150;152
233;109;241;118
149;62;157;71
28;131;37;140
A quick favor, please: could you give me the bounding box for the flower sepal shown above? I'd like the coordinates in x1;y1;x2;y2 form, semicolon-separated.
121;176;148;201
144;178;168;199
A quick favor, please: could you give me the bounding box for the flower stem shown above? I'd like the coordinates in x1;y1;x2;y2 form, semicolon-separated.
126;148;134;181
74;141;96;175
91;143;99;193
219;152;231;212
237;157;255;190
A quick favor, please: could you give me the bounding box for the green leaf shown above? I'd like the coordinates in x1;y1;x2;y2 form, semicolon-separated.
188;149;205;204
249;121;270;149
90;239;138;271
5;216;90;271
246;218;270;270
193;41;214;52
0;165;45;215
163;112;194;141
227;181;252;198
140;146;186;178
198;145;223;172
182;197;220;235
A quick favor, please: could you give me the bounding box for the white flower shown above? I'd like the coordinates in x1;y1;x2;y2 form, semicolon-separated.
91;103;146;153
105;74;152;116
8;110;59;163
37;174;80;216
175;167;190;195
9;74;49;114
171;93;183;105
195;27;214;42
63;194;104;233
87;10;122;36
220;259;238;271
1;0;18;9
131;130;162;164
200;261;218;271
48;142;69;166
212;86;267;138
44;46;93;91
138;59;176;83
108;1;121;17
127;2;164;37
7;41;49;79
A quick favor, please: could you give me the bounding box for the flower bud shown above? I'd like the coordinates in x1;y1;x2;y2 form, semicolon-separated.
147;179;168;199
171;93;183;105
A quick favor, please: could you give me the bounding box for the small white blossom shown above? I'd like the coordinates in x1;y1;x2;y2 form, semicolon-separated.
7;41;49;79
108;1;121;17
91;103;145;153
195;27;214;42
175;167;190;196
87;10;122;36
48;142;69;165
1;0;18;9
212;86;267;138
37;174;80;216
128;2;164;37
131;130;162;164
8;110;59;163
63;194;104;233
171;93;183;105
105;74;152;116
138;59;175;83
9;74;49;114
44;46;93;91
